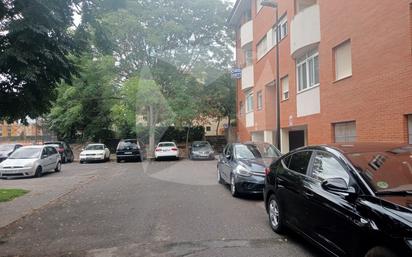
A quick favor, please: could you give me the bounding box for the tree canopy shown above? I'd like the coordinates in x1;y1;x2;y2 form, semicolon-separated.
0;0;83;122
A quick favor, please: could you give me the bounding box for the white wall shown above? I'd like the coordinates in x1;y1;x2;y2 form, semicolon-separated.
290;4;320;56
240;20;253;47
241;65;254;91
297;86;320;117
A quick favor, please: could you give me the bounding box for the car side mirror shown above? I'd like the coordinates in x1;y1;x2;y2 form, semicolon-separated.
321;178;357;196
225;154;231;160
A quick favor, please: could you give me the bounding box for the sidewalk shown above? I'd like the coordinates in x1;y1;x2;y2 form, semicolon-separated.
0;171;97;229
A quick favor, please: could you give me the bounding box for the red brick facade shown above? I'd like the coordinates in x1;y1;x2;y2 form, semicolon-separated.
230;0;412;152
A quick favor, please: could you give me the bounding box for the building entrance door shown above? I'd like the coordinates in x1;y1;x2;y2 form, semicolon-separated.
289;130;305;151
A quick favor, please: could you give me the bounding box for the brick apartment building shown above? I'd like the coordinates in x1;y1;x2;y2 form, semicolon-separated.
229;0;412;153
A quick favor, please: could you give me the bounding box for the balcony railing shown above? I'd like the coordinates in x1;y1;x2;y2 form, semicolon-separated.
240;20;253;47
241;65;254;91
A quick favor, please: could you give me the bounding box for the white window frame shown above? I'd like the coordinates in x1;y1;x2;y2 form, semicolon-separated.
256;0;263;14
243;43;253;67
296;50;319;93
281;76;289;101
272;15;288;46
334;121;357;143
257;36;267;60
246;92;254;113
257;91;263;110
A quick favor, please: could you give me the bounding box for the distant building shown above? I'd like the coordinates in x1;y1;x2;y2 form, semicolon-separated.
229;0;412;153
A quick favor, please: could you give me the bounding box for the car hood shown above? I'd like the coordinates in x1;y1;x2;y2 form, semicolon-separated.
379;196;412;224
238;158;275;173
1;158;37;167
81;150;105;155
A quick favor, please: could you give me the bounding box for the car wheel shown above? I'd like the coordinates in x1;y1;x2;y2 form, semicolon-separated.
55;162;61;172
34;166;43;178
268;194;284;233
217;167;224;184
230;175;239;197
365;247;398;257
116;159;121;163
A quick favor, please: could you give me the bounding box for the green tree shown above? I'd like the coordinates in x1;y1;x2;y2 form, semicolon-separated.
0;0;83;121
47;55;117;142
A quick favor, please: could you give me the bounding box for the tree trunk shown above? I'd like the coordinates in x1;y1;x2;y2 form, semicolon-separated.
185;124;191;154
148;105;156;158
215;117;221;136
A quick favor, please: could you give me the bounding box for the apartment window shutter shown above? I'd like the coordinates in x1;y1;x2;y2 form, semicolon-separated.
335;41;352;80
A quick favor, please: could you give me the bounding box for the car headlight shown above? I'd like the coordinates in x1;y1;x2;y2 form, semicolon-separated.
236;164;252;177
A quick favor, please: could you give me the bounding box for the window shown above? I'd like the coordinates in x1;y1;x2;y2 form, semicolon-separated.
257;36;267;59
239;101;244;115
311;151;350;184
243;43;253;67
334;121;357;143
246;92;254;113
288;151;312;174
256;0;263;13
296;50;319;92
272;15;288;46
257;91;263;110
281;76;289;100
408;115;412;144
206;126;211;132
334;40;352;80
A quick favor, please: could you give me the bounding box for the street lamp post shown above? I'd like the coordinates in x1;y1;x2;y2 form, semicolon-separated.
261;0;281;151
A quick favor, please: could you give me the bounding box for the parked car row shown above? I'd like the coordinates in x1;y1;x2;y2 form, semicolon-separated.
218;142;412;257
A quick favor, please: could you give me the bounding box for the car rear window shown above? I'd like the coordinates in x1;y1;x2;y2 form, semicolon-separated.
118;141;138;150
158;143;175;147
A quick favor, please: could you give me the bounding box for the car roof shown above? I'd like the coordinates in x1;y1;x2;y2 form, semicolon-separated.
87;143;104;146
158;142;175;144
45;141;64;144
21;145;45;149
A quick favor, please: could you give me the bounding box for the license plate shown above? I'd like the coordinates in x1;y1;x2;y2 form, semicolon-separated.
125;152;132;154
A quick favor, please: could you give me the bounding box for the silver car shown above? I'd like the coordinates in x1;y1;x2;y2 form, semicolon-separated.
0;145;61;179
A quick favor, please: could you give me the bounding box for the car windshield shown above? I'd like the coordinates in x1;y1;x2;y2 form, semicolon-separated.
192;142;211;151
0;145;14;151
118;141;138;150
247;143;281;158
85;145;104;150
347;148;412;193
9;148;41;159
235;144;262;159
158;143;175;147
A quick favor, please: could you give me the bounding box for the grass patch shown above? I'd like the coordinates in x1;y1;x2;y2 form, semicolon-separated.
0;189;29;203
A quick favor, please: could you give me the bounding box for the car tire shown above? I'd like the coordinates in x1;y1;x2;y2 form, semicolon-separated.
116;159;120;163
55;162;61;172
230;175;239;197
80;160;84;164
34;166;43;178
217;167;224;184
268;194;284;234
365;247;398;257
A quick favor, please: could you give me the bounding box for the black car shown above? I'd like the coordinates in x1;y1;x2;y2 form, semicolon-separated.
189;141;215;160
0;144;23;163
217;142;281;197
116;139;145;162
264;143;412;257
44;141;74;163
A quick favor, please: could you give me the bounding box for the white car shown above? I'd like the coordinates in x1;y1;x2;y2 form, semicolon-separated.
79;144;110;163
155;142;179;160
0;145;61;179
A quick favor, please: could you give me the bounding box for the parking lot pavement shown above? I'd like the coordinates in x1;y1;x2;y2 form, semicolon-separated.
0;159;325;257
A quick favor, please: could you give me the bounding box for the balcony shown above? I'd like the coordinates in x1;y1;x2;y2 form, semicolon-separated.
290;4;320;58
246;112;254;128
241;65;254;91
240;20;253;47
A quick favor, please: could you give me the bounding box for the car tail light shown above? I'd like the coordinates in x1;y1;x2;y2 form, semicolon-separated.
155;148;162;152
171;148;178;151
265;167;271;176
58;148;64;153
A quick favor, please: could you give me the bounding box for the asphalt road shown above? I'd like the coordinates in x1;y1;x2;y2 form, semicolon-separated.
0;159;326;257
